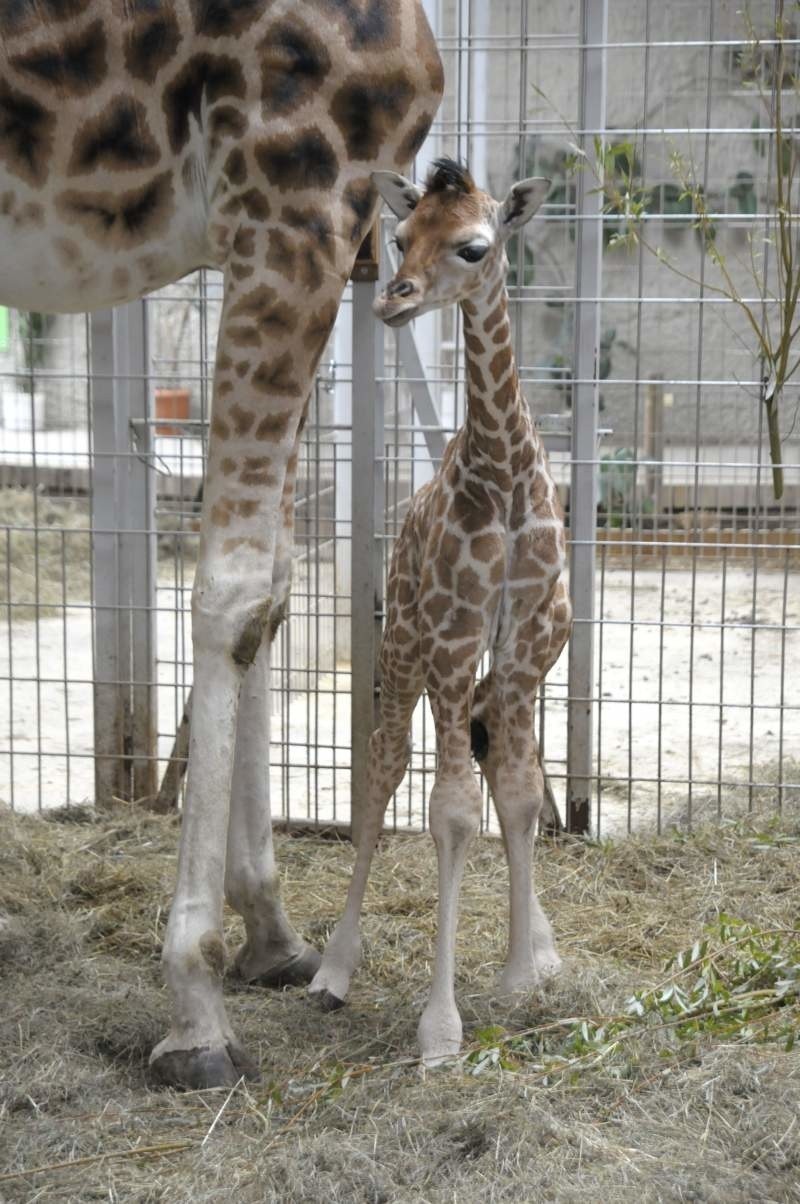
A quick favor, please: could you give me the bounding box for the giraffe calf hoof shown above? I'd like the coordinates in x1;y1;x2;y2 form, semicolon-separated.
235;942;322;988
420;1042;461;1070
150;1042;260;1091
496;969;541;997
535;952;563;980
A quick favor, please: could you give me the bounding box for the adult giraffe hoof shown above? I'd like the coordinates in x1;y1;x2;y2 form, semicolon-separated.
308;985;346;1012
234;941;322;988
150;1042;260;1090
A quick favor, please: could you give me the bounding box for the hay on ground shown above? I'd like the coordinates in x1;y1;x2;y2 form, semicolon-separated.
1;803;799;1202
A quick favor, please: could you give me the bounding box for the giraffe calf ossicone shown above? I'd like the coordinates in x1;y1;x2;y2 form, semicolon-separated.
309;159;573;1066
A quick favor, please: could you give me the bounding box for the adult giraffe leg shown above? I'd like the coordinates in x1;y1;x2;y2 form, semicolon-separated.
150;211;357;1088
225;414;320;987
224;637;322;987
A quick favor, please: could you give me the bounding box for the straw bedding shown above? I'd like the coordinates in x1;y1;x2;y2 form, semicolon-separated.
1;803;798;1202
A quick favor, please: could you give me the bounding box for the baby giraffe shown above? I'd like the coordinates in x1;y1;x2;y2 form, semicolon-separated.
308;159;572;1065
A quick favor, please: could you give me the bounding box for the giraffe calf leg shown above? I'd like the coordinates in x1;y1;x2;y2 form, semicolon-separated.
309;723;412;1009
472;678;562;994
488;749;561;994
417;769;483;1067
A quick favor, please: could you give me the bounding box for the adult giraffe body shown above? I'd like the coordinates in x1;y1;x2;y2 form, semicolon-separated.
0;0;443;1088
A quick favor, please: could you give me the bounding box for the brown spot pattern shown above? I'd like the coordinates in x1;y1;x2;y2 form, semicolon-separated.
191;0;263;37
239;456;276;486
489;346;512;383
239;188;270;221
259;16;331;115
310;0;398;50
331;72;414;159
0;0;92;38
232;226;255;258
395;113;434;167
228;402;255;436
124;12;181;83
343;178;375;244
254;410;291;440
163;54;246;153
56;171;175;249
267;228;295;280
209;105;248;144
11;19;107;96
255;128;338;192
229;285;299;345
281;205;335;259
0;79;56;186
415;2;445;93
224;149;247;187
67;97;159;176
252;354;300;399
303;301;338;360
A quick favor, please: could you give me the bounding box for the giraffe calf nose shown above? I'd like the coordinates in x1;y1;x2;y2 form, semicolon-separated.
387;278;415;299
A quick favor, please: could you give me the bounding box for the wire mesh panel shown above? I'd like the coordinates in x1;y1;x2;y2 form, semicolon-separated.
387;0;798;835
589;0;799;832
0;311;94;810
0;0;797;833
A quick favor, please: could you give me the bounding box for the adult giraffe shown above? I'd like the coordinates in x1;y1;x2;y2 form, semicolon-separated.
0;0;443;1088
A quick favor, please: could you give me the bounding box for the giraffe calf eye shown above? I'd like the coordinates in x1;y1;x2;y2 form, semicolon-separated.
457;244;488;262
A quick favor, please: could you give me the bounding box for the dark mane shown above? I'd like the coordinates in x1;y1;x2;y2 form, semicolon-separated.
425;157;475;195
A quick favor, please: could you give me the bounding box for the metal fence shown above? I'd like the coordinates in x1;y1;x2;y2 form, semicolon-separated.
1;0;798;836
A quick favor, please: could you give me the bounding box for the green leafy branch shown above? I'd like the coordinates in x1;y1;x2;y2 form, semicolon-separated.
463;916;800;1084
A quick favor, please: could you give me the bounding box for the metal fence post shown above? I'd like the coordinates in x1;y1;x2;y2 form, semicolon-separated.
350;228;385;843
91;302;158;806
567;0;607;834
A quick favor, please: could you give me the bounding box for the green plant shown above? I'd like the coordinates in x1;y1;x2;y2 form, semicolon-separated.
599;446;636;526
463;916;800;1085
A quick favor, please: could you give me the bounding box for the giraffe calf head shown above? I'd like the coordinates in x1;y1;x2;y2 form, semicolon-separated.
371;158;550;326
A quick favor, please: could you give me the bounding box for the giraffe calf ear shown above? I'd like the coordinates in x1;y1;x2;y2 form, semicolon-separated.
371;171;422;220
498;177;551;233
